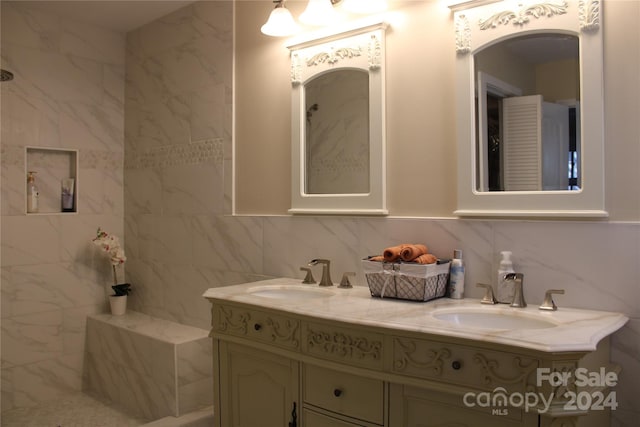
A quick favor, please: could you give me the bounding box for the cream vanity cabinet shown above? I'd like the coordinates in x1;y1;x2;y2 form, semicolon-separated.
207;297;615;427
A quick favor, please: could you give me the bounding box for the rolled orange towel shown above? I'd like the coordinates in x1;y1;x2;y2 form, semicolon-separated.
400;244;428;261
383;244;407;262
413;253;438;264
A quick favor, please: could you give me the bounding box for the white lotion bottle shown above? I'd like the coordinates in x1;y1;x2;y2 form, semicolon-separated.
497;251;515;303
27;171;39;213
448;249;465;299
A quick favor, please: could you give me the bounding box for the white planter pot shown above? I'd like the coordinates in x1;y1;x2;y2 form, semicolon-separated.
109;295;127;316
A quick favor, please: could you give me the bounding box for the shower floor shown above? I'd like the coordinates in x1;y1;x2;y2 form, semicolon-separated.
1;392;150;427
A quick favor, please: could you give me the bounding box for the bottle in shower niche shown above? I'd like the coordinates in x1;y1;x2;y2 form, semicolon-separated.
61;178;75;212
26;171;39;213
448;249;465;299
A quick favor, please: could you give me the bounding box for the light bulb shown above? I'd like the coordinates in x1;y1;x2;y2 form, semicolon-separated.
261;4;300;37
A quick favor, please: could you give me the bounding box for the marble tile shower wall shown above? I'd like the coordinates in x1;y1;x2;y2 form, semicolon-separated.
1;2;125;411
123;1;258;329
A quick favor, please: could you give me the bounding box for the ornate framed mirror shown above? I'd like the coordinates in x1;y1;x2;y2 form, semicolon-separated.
287;21;388;215
453;0;607;217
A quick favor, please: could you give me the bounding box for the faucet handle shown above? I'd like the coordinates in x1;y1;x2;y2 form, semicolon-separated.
339;272;356;289
300;267;316;284
476;283;497;304
539;289;565;311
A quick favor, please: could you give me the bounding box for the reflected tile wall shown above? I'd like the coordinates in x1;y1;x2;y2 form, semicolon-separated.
0;1;125;412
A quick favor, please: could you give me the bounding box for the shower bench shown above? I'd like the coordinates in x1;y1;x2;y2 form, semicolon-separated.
84;311;213;421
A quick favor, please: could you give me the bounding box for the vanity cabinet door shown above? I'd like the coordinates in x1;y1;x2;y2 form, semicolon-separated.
389;384;538;427
218;342;299;427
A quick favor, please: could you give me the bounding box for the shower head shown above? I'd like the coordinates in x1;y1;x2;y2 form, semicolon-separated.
1;69;14;82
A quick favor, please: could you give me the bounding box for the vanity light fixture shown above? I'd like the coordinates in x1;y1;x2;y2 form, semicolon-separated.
261;0;300;37
262;0;388;37
299;0;341;26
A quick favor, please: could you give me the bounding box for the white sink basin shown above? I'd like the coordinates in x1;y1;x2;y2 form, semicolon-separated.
248;285;335;300
433;310;557;330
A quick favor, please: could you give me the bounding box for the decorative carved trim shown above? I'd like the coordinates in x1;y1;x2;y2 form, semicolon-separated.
306;47;363;67
265;317;300;348
579;0;600;31
478;1;568;30
549;361;578;403
473;353;538;391
291;53;302;85
455;14;472;54
368;34;382;70
307;327;381;361
393;338;451;375
216;306;249;335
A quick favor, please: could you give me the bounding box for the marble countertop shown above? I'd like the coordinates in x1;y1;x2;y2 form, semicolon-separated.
203;277;628;353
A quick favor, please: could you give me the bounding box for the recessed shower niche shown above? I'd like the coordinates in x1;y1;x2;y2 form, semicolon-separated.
25;147;78;214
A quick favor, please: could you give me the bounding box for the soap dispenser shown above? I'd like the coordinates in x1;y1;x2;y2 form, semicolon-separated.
496;251;515;303
26;171;39;213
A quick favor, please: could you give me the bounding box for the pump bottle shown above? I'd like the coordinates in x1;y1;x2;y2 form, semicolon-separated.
27;171;39;213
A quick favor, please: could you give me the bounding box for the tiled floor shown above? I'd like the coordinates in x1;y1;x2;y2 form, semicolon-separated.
0;392;149;427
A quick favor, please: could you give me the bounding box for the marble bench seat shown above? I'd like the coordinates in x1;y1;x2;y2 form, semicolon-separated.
83;311;213;421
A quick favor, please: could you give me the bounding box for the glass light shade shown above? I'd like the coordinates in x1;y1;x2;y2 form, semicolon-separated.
342;0;388;14
299;0;340;26
261;6;300;37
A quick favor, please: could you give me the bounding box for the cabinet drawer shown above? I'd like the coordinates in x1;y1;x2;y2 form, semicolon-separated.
303;364;384;425
303;321;383;370
392;337;539;394
211;304;300;350
303;408;370;427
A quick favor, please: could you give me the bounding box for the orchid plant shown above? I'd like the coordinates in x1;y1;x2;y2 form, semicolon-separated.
92;228;131;296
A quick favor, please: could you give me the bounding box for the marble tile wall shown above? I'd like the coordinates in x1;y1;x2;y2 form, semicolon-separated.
1;1;125;411
123;1;263;329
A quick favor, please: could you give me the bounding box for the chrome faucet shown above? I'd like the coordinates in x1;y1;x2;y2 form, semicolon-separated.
504;273;526;308
308;259;333;287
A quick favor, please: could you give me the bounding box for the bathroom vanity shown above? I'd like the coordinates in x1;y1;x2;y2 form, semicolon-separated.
204;278;627;427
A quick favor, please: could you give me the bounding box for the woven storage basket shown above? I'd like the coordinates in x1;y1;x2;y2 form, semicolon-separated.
362;258;450;302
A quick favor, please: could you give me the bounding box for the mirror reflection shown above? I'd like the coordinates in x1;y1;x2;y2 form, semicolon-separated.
475;33;580;192
305;70;370;194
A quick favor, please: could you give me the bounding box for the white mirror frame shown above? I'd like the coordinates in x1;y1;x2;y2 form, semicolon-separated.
454;0;607;217
287;21;388;215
